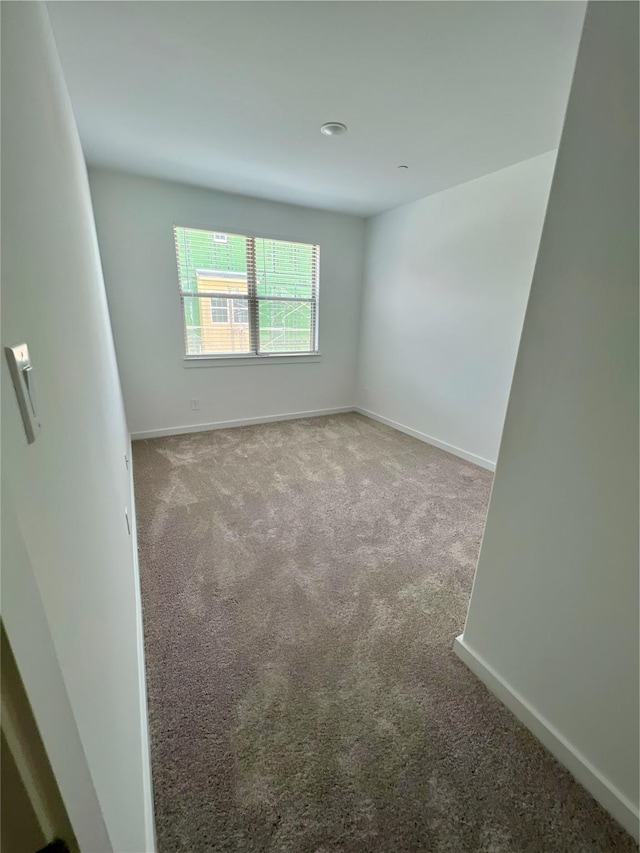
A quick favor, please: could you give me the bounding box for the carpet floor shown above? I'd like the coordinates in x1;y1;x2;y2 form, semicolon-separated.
133;413;635;852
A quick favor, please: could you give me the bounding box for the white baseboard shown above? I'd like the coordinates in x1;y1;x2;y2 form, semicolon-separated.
454;635;640;841
130;406;354;441
135;406;499;471
354;407;496;471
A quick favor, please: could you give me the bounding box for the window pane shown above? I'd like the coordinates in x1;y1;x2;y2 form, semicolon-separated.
175;227;247;294
258;300;314;353
197;270;248;296
183;296;251;355
255;238;316;299
210;297;229;323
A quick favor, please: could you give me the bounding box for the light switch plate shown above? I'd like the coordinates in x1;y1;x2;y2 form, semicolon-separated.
5;343;41;444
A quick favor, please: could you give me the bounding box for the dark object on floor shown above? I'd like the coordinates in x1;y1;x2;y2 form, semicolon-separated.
133;413;636;852
37;840;70;853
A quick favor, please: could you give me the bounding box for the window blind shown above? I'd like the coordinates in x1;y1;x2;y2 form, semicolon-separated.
174;226;319;357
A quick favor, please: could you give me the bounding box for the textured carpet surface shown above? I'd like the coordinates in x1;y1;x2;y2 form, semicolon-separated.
133;413;635;852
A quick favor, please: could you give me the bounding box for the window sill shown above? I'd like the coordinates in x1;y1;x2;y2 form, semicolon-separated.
183;353;322;368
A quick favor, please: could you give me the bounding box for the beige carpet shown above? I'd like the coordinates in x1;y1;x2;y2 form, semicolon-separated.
133;413;635;852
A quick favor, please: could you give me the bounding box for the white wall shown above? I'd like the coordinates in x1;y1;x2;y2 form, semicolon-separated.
88;168;366;438
355;151;557;469
458;0;639;838
1;4;153;851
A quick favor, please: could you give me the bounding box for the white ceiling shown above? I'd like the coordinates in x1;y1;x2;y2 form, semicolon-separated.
47;1;585;216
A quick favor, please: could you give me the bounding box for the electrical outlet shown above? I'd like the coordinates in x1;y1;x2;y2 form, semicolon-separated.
191;399;200;411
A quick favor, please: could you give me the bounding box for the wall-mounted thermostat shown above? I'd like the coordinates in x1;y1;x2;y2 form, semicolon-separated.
5;343;41;444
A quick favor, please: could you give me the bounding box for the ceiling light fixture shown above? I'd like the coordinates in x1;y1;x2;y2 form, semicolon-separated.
320;122;347;136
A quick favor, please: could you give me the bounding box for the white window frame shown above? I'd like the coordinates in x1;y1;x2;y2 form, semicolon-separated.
175;227;320;363
209;297;230;324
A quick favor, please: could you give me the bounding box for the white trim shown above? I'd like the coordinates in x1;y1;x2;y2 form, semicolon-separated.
183;353;321;368
127;440;157;852
453;635;640;841
354;407;496;471
134;406;499;469
130;407;353;441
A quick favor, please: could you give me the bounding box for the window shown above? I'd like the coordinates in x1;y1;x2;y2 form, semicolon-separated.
210;297;229;324
174;226;319;358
